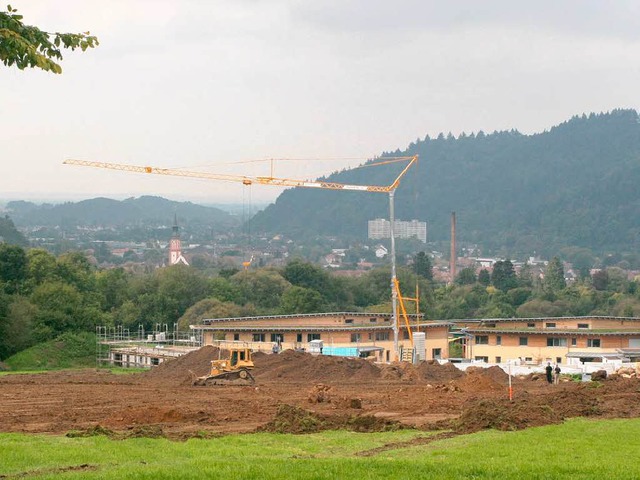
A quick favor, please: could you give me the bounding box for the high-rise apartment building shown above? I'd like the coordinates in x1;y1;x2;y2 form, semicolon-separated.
368;218;427;243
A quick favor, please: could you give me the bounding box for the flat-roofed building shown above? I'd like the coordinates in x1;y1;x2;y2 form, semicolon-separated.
190;312;450;362
368;218;427;243
451;316;640;365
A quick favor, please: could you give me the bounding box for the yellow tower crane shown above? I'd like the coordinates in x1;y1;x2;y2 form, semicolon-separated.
63;157;416;192
63;155;418;360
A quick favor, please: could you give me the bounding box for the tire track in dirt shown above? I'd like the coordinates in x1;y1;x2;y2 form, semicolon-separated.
0;464;98;479
355;431;459;457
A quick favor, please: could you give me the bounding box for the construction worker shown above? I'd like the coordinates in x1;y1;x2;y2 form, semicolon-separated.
545;362;553;384
554;364;561;384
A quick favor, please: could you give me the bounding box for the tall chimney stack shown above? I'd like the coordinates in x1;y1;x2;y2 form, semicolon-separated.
450;212;456;284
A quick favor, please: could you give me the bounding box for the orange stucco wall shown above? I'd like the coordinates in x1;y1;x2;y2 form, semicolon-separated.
200;324;450;363
467;332;640;364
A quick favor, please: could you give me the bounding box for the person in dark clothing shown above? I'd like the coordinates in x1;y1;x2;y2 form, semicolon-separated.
545;362;553;384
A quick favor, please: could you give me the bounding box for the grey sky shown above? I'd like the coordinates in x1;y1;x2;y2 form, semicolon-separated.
2;1;639;203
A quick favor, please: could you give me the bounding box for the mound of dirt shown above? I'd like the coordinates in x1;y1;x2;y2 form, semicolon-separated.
416;360;465;383
376;360;467;383
253;350;381;382
379;362;426;382
455;398;562;432
455;386;601;433
379;364;403;380
67;424;167;440
140;346;226;386
455;366;510;393
468;365;509;384
258;404;405;434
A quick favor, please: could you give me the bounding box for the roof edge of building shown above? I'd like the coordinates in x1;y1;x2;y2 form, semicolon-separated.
201;311;425;325
449;316;640;324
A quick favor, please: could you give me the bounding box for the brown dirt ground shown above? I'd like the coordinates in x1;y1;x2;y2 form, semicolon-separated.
1;346;640;439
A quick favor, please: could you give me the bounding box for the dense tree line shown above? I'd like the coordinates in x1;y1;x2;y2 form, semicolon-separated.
1;245;639;361
434;256;640;320
0;246;426;359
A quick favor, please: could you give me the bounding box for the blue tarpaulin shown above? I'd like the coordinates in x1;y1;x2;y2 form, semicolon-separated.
322;347;360;357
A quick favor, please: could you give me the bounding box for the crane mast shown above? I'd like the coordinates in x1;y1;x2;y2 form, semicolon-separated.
64;155;418;361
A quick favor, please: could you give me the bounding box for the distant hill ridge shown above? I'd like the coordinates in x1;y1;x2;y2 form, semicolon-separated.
7;195;235;229
251;109;640;255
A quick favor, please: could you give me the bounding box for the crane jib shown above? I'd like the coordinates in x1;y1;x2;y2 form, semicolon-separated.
303;183;370;191
63;155;417;194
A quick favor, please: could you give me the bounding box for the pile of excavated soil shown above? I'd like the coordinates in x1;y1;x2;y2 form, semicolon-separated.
144;348;386;386
468;365;510;385
141;346;226;386
417;360;466;383
258;404;405;434
377;360;468;383
379;362;423;382
140;347;513;389
455;366;510;393
455;385;601;433
253;350;382;382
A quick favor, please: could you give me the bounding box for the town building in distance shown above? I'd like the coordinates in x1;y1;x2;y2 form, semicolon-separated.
169;214;189;266
368;218;427;243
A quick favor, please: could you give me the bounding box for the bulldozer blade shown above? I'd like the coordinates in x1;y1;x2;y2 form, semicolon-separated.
195;368;255;386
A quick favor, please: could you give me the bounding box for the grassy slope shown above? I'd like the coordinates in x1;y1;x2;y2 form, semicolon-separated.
1;418;639;479
3;332;96;371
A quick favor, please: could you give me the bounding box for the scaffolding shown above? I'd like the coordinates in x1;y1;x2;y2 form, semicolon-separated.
96;324;202;368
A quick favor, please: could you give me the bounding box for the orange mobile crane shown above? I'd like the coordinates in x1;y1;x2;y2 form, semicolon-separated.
64;155;418;360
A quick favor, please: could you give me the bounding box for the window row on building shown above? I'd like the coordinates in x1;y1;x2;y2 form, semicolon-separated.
474;334;602;348
222;331;397;343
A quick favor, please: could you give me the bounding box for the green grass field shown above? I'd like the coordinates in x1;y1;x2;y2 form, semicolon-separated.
3;332;96;371
1;418;638;479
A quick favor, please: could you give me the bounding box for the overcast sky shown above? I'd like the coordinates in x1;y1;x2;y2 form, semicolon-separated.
2;0;639;204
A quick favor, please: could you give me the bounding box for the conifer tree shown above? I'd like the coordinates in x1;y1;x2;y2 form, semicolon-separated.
545;257;566;292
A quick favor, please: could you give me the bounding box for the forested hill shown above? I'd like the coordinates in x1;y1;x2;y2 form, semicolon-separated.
6;196;236;229
251;109;640;255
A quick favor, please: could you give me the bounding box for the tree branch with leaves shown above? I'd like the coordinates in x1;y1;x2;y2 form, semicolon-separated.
0;4;98;74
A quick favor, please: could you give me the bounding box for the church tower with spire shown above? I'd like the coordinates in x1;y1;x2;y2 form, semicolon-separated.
169;213;189;266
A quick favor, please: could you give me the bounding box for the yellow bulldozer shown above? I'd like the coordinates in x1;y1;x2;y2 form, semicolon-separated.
192;347;256;386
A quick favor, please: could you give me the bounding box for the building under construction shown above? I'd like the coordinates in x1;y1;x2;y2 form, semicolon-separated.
96;325;201;368
190;312;451;363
